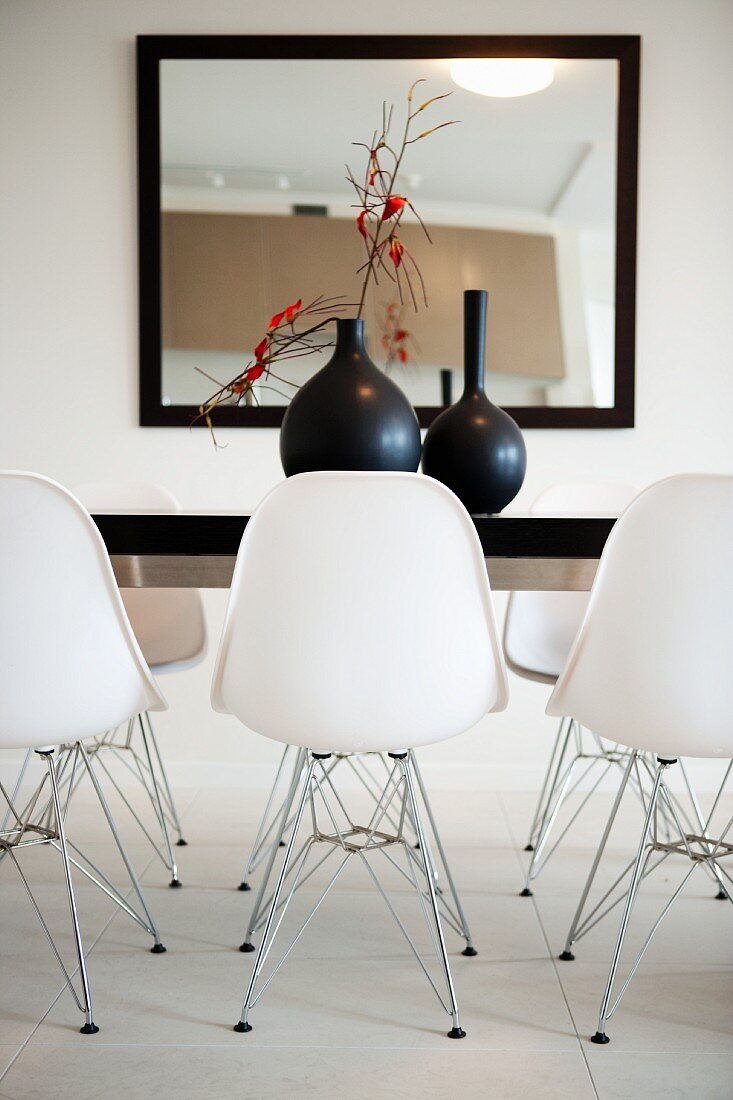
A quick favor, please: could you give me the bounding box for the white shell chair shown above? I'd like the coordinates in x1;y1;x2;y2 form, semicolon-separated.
212;472;508;1038
69;482;207;886
547;474;733;1043
2;482;206;885
503;483;638;895
0;472;168;1035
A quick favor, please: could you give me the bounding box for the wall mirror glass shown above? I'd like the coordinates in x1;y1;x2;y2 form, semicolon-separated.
138;36;639;428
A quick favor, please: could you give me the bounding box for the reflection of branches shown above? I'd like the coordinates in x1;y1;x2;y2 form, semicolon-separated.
381;299;417;374
348;81;457;317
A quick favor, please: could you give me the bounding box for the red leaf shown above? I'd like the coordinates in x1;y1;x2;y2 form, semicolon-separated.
357;209;369;239
389;238;404;269
267;310;285;331
254;338;269;363
397;348;408;363
382;196;405;221
232;380;247;395
284;298;302;323
245;364;266;382
395;328;408;341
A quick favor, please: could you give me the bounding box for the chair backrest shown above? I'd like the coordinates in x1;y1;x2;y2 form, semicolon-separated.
74;481;206;672
0;472;165;750
73;481;179;514
503;482;637;682
212;472;508;754
548;475;733;759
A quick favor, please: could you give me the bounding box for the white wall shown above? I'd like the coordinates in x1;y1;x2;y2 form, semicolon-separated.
2;0;732;792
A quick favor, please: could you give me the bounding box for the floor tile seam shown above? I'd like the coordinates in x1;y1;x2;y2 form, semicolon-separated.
2;1041;597;1053
495;790;600;1100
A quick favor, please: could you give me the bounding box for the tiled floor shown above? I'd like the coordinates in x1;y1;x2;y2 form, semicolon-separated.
0;775;731;1099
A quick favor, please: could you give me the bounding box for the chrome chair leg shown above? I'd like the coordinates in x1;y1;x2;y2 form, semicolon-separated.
235;755;318;1031
0;747;32;833
679;757;733;899
521;718;577;895
402;753;465;1038
409;753;476;956
137;716;180;887
42;749;99;1034
75;735;178;883
239;748;307;953
559;751;637;960
591;761;668;1044
524;717;570;852
238;744;294;891
143;712;187;847
77;742;166;951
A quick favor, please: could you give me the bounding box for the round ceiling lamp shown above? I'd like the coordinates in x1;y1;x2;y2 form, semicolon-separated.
449;58;555;98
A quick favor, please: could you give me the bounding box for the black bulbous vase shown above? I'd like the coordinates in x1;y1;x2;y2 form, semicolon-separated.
422;290;527;514
279;318;422;476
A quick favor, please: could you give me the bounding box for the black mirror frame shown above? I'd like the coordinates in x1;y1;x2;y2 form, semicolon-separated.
137;34;639;430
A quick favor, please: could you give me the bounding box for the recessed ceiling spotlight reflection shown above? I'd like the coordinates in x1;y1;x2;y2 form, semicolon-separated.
276;174;291;191
207;171;226;188
450;58;555;98
405;173;423;189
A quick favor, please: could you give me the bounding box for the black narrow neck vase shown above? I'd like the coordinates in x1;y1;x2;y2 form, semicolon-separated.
279;317;421;476
421;290;527;514
463;286;487;397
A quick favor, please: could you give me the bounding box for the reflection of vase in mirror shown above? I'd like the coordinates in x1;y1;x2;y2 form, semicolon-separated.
279;318;422;476
422;290;527;514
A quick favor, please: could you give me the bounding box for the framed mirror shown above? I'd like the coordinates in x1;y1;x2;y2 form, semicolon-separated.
138;35;639;429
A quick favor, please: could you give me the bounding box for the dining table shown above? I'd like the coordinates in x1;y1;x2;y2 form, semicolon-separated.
93;512;616;591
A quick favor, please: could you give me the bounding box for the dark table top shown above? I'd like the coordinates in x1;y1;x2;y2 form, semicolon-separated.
92;513;617;560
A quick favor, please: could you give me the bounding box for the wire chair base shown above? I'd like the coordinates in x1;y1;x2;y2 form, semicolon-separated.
239;746;476;955
2;713;185;887
558;753;732;1043
0;745;166;1032
521;718;689;896
234;750;467;1039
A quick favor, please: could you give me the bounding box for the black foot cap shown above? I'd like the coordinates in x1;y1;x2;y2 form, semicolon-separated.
80;1022;99;1035
239;941;255;953
462;946;478;957
169;878;182;889
413;842;421;850
233;1021;253;1033
176;838;188;847
278;840;287;848
715;888;728;900
524;844;535;852
238;881;252;892
559;950;575;961
591;1031;610;1045
520;887;533;897
448;1027;466;1039
150;943;167;954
